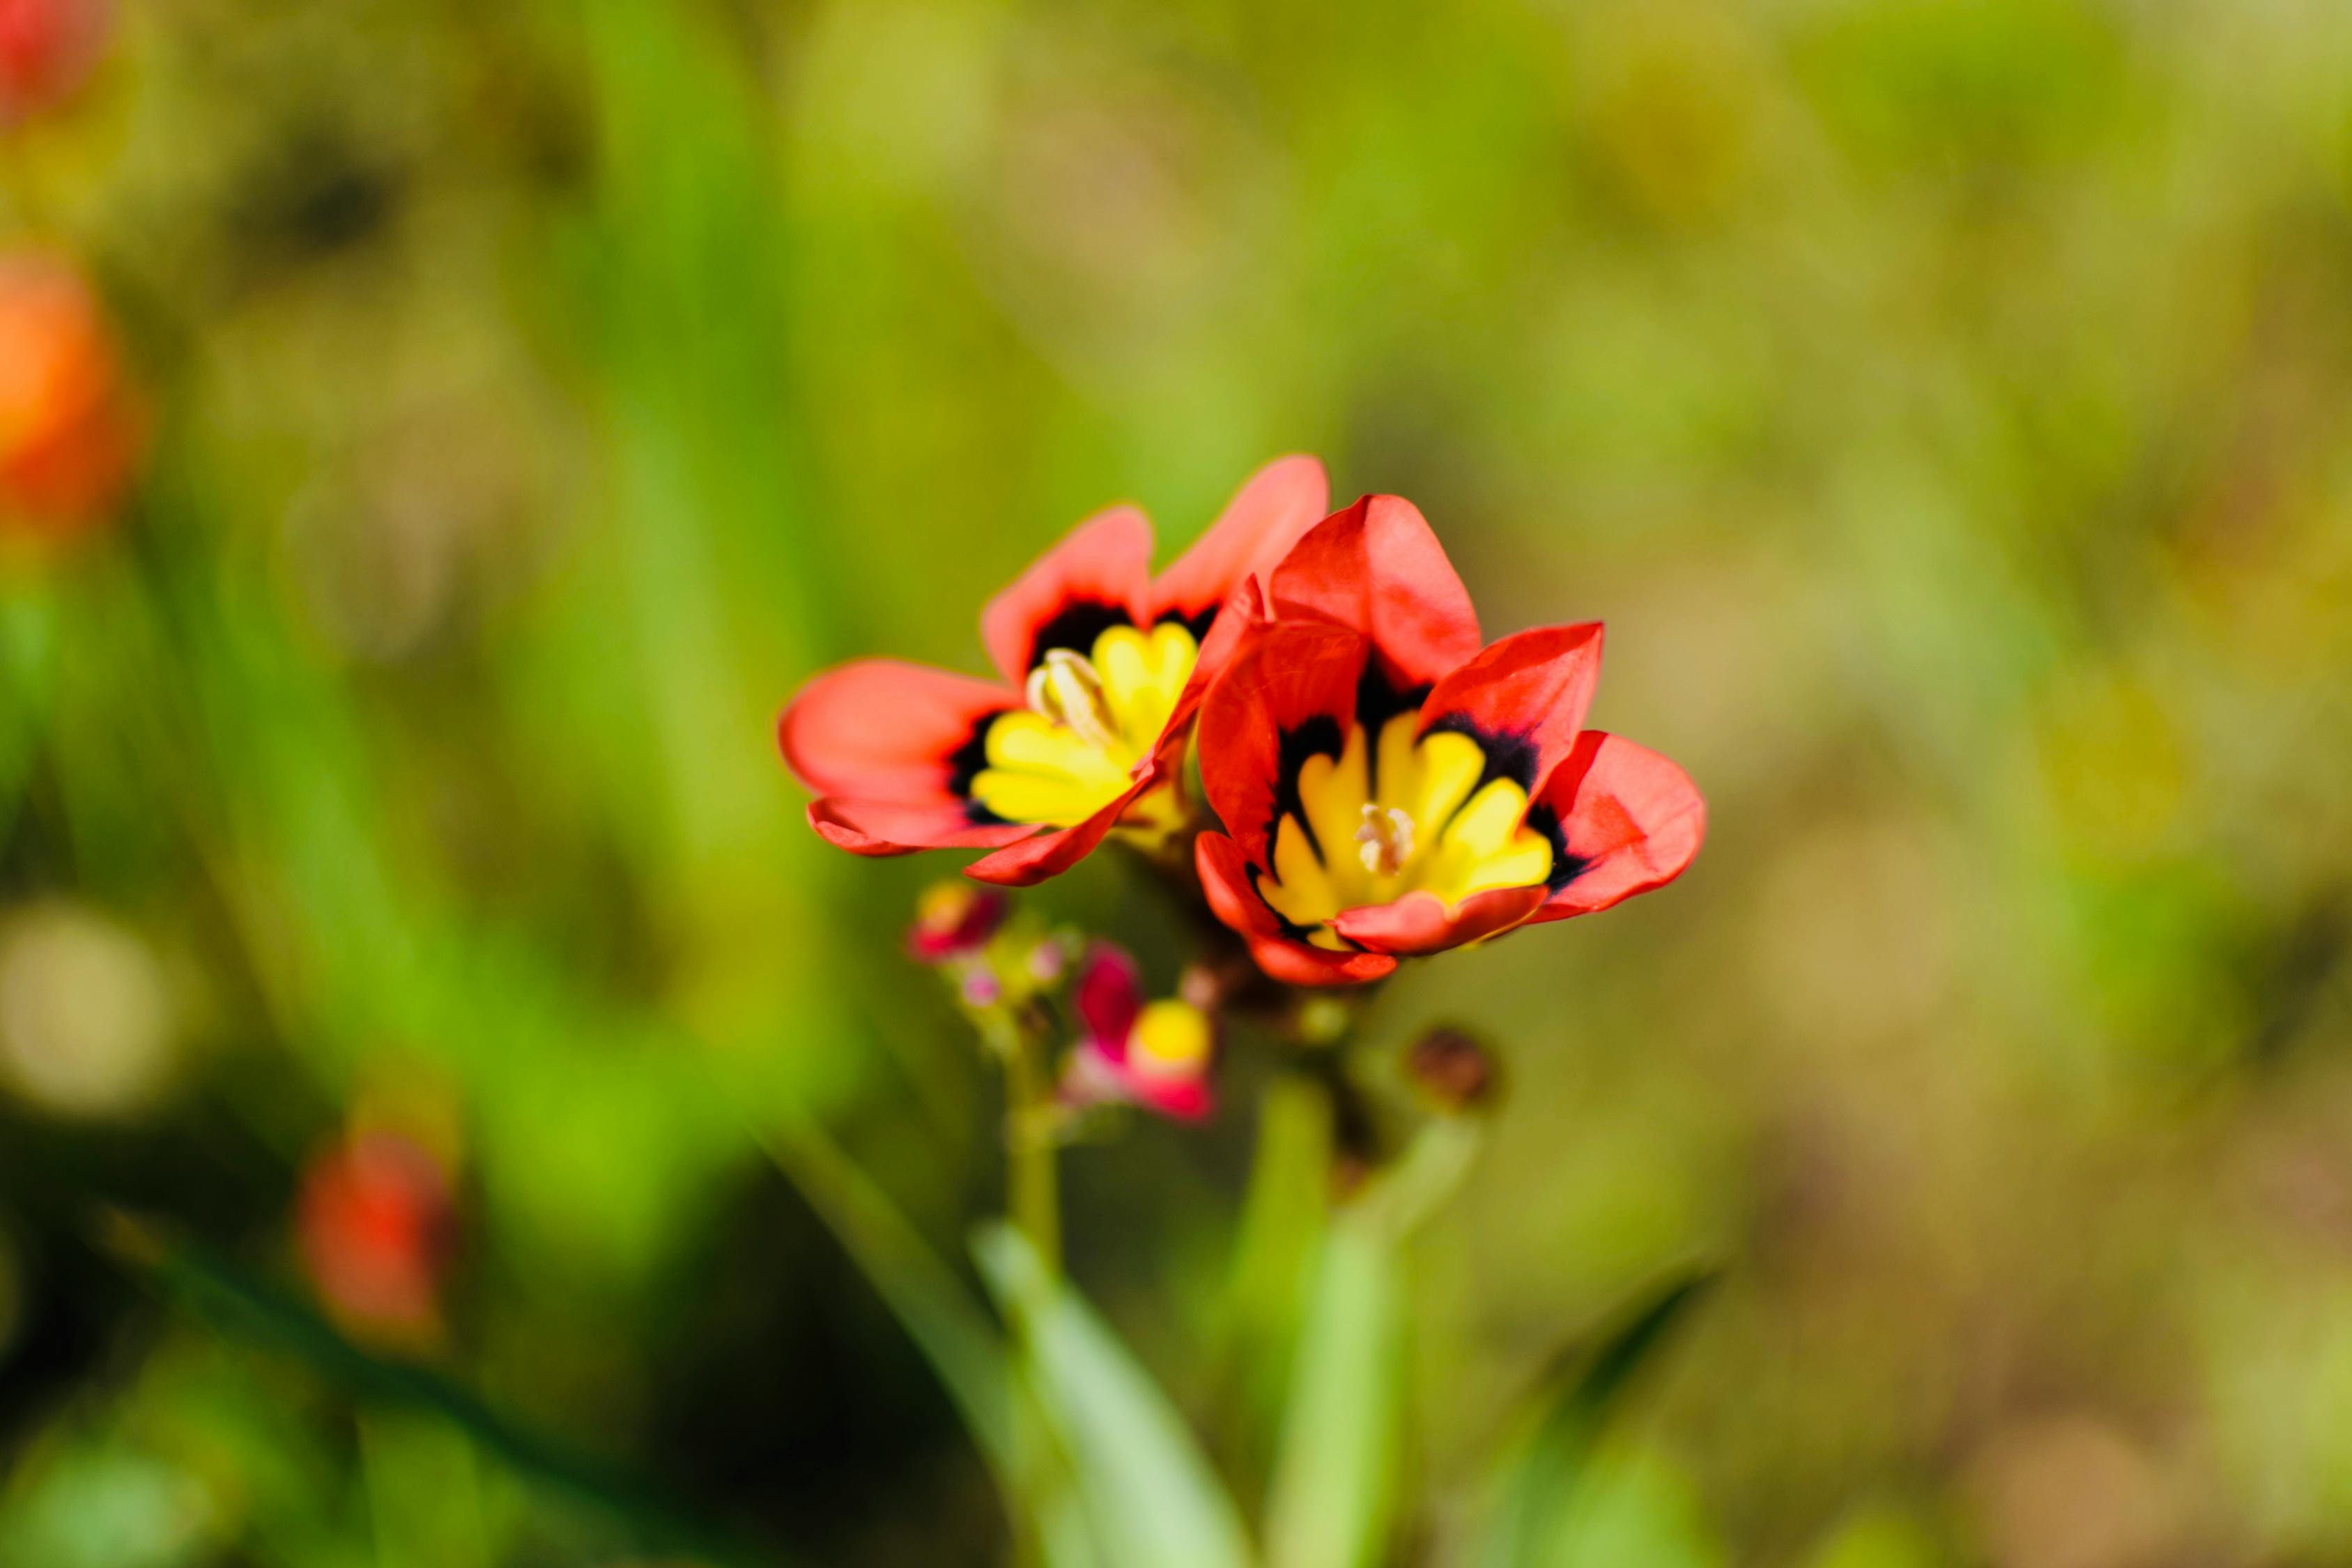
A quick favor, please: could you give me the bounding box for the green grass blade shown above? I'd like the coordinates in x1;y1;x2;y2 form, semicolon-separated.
973;1224;1257;1568
756;1117;1017;1468
757;1121;1100;1568
1256;1112;1484;1568
1261;1215;1403;1568
1475;1269;1716;1568
100;1213;786;1568
1214;1075;1334;1489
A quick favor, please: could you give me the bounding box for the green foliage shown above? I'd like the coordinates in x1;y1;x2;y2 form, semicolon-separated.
1261;1215;1404;1568
1476;1270;1715;1568
103;1215;786;1568
975;1224;1259;1568
5;0;2351;1560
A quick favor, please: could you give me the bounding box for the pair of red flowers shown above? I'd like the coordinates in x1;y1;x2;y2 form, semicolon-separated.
780;459;1704;985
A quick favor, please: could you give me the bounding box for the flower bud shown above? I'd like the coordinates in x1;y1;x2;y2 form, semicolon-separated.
1405;1026;1500;1114
1291;994;1353;1046
1026;934;1070;985
1061;943;1215;1121
906;881;1008;963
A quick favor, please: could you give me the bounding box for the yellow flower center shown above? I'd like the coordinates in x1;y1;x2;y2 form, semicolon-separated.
967;622;1199;827
1256;714;1553;950
1130;999;1211;1081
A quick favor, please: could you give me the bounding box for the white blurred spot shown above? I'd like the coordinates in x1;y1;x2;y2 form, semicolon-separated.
0;904;176;1119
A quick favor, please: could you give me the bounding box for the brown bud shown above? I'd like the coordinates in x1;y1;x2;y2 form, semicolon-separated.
1405;1027;1499;1113
1330;1151;1372;1203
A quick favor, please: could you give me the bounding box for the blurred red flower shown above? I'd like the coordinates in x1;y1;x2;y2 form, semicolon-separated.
0;0;109;126
1062;943;1214;1121
780;457;1328;886
1194;496;1705;985
298;1130;453;1340
0;254;139;538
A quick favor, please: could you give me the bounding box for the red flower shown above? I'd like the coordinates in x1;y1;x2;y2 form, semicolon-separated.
1193;495;1705;985
1061;943;1214;1121
780;457;1329;886
298;1130;454;1340
0;0;109;126
0;253;139;537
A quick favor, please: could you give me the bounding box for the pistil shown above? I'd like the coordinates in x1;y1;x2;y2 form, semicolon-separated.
1355;803;1415;877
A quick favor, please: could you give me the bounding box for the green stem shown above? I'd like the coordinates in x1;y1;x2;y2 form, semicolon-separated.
995;1016;1061;1276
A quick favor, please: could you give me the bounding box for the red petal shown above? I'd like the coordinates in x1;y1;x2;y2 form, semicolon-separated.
1250;937;1397;987
981;505;1154;684
1194;831;1397;986
1074;944;1143;1045
1194;829;1283;939
1152;455;1331;668
1129;1073;1213;1121
1194;621;1366;866
1066;1040;1215;1121
1268;495;1482;689
962;777;1139;886
961;716;1185;886
1159;572;1271;739
808;797;1035;856
1330;884;1547;955
780;658;1015;804
1415;623;1604;794
1524;732;1705;923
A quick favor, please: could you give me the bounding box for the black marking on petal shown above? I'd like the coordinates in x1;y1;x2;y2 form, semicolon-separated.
1268;713;1344;863
1027;600;1134;672
947;712;1011;825
1158;604;1219;643
1250;853;1327;943
1423;714;1542;794
1523;803;1592;893
1356;666;1431;799
1355;664;1430;732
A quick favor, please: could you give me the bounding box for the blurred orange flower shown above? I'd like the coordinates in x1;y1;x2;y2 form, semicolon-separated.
297;1130;454;1342
0;0;109;126
0;253;139;539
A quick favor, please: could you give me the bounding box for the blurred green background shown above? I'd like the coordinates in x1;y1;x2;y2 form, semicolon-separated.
5;0;2352;1563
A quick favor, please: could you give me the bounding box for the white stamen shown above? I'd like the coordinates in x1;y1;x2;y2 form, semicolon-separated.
1027;648;1119;750
1355;804;1415;876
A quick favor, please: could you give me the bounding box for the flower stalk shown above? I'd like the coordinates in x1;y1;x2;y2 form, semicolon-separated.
992;1010;1062;1276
